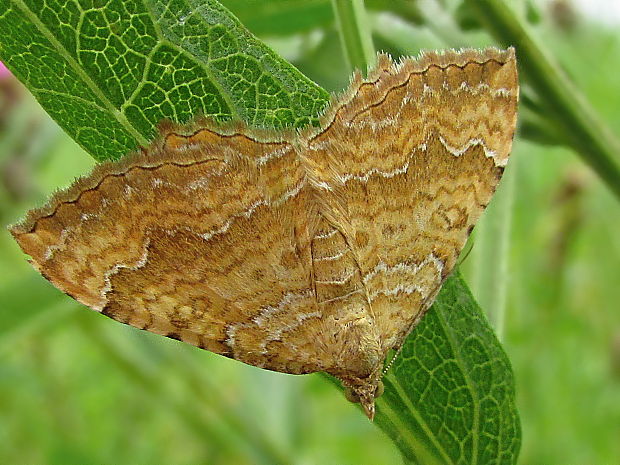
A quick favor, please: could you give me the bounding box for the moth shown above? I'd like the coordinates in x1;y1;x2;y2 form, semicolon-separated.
10;48;518;419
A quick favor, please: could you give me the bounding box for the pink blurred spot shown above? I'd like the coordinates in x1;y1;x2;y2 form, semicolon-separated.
0;62;11;78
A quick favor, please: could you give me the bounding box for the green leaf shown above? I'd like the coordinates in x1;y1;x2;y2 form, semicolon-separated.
1;0;520;463
377;273;520;465
0;0;329;161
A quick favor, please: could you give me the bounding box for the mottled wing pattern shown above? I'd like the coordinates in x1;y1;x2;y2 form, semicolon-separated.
10;48;519;417
10;124;328;374
303;49;518;352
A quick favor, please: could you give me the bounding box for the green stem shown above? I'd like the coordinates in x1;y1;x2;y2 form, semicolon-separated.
331;0;376;72
467;0;620;200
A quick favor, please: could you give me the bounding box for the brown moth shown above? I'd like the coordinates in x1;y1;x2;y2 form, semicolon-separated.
10;48;518;419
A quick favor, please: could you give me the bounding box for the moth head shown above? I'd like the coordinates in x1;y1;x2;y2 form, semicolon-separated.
343;375;384;420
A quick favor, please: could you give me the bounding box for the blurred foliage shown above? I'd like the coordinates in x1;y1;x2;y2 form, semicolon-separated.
1;0;620;464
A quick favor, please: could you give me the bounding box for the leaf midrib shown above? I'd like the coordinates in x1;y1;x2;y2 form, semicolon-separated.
434;307;481;465
14;0;243;150
13;0;150;146
385;372;454;464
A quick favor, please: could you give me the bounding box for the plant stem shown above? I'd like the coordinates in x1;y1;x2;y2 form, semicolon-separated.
467;0;620;200
331;0;376;72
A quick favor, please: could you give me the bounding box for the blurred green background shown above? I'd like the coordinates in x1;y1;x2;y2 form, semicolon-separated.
1;0;619;463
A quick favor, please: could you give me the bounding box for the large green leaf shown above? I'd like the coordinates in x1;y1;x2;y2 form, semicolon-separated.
377;273;520;464
0;0;329;161
0;0;520;463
